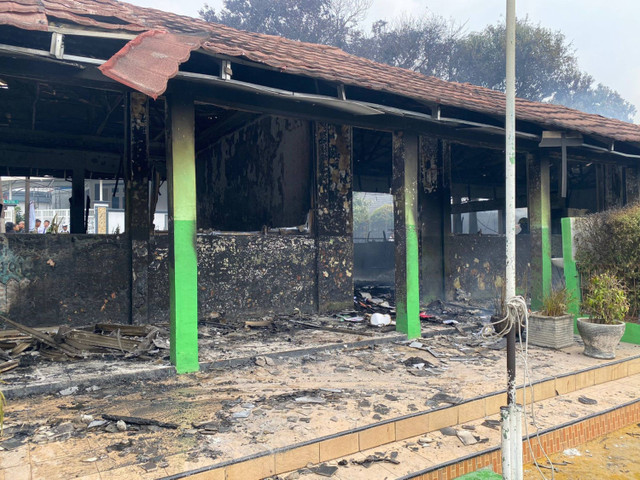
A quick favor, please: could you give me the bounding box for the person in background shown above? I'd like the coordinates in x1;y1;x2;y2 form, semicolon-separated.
33;218;43;233
18;221;25;233
43;220;50;233
518;217;529;235
60;225;69;234
5;221;14;233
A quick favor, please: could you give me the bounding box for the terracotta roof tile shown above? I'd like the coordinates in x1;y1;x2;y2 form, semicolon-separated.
1;0;639;144
99;30;205;98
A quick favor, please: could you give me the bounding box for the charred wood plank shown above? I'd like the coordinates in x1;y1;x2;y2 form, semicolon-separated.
0;315;82;358
102;414;178;429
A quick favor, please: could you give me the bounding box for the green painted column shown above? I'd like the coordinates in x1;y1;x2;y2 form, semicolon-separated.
166;92;199;374
561;217;581;319
392;132;421;339
527;154;552;311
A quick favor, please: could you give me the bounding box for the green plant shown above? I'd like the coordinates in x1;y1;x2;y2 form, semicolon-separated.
575;203;640;317
47;213;60;233
582;273;630;324
14;206;24;224
540;288;569;317
0;389;5;436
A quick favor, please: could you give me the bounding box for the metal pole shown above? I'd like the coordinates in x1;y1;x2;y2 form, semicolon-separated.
25;176;30;232
502;1;522;479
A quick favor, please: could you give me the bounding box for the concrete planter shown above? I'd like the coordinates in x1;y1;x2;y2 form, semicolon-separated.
576;318;626;359
528;313;574;349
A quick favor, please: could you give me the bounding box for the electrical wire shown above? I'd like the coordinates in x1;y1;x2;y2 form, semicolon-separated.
481;296;555;479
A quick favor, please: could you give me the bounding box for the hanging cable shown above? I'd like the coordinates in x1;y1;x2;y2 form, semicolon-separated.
481;296;555;479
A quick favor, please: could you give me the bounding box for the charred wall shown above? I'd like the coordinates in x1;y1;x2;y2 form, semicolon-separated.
0;235;130;327
196;116;312;231
446;234;563;300
148;234;316;320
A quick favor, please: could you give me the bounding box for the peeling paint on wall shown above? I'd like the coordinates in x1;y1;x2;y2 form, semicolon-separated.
314;123;354;312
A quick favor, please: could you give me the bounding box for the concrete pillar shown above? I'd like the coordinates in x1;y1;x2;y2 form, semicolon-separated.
419;136;450;303
70;167;85;234
452;197;463;233
166;91;199;374
527;153;552;311
393;131;421;339
314;122;354;312
125;92;151;325
468;210;478;235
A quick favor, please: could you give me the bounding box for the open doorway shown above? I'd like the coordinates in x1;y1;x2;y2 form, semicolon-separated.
352;128;394;306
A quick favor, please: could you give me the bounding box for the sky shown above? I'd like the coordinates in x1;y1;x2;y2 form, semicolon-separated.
127;0;640;122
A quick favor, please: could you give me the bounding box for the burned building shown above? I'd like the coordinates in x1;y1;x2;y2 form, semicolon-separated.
0;0;639;371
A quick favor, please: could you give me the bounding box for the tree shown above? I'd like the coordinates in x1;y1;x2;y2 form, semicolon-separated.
199;0;371;47
352;193;370;239
448;18;636;122
369;204;393;239
349;13;464;79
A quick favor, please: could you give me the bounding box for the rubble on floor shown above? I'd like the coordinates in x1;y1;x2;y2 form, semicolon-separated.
0;332;637;479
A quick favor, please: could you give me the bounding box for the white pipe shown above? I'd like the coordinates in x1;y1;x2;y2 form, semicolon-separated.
505;0;517;301
501;407;512;476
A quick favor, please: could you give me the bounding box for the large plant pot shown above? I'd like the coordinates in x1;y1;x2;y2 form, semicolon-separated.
528;313;574;349
576;318;626;359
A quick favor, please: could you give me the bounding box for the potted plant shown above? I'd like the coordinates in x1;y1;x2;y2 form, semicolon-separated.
577;272;629;359
529;288;574;349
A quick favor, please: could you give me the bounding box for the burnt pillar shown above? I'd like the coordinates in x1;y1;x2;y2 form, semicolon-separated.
393;131;420;339
625;167;640;204
419;137;451;303
125;92;150;325
314;122;354;313
70;167;85;234
604;164;624;209
527;153;552;311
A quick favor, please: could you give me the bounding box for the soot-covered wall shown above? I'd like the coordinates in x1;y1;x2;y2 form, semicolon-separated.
0;235;130;327
148;234;316;320
197;116;312;231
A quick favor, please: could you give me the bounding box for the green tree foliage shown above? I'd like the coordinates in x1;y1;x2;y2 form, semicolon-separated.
200;3;636;122
13;206;24;224
369;204;393;238
352;193;370;239
350;14;463;79
449;18;636;122
199;0;371;48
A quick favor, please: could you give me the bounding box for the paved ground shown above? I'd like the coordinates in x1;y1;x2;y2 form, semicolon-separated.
523;422;640;480
0;320;638;480
282;374;640;480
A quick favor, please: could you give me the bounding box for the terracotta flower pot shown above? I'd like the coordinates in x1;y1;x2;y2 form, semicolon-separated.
576;317;626;359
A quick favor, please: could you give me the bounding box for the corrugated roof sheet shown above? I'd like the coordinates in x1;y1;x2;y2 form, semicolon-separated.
99;30;205;99
1;0;639;144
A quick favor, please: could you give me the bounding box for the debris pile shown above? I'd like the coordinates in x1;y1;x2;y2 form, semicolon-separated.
0;315;167;372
